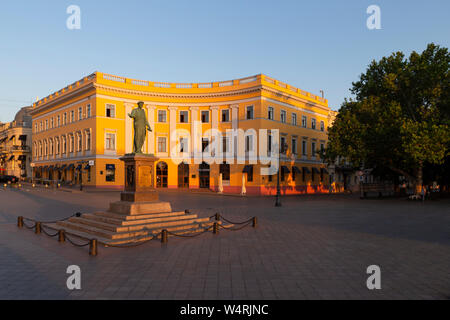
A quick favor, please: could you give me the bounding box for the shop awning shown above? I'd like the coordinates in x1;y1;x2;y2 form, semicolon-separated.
18;155;26;161
60;164;67;170
18;135;27;141
292;166;302;174
281;166;290;174
321;168;329;174
84;164;90;170
67;164;74;170
302;167;311;174
9;135;15;141
312;167;320;174
0;137;7;143
8;155;14;161
242;165;253;173
76;164;82;171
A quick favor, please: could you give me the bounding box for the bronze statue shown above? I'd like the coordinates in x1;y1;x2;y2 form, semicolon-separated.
128;101;152;154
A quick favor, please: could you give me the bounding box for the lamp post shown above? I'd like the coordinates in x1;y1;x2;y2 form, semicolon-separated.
275;141;288;207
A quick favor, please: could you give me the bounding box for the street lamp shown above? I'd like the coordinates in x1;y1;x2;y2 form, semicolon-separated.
275;141;288;207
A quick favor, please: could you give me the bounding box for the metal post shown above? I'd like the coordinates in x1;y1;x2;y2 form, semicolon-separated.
215;213;220;221
58;229;65;242
275;144;283;207
252;217;257;228
17;216;23;228
89;239;97;256
213;222;219;234
35;222;41;234
161;229;168;243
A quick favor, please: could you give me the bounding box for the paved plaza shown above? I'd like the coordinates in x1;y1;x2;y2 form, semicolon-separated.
0;186;449;300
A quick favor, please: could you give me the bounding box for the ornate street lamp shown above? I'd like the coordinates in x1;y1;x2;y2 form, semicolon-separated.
275;141;288;207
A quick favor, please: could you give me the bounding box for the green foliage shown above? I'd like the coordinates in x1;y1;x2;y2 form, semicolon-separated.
325;43;450;183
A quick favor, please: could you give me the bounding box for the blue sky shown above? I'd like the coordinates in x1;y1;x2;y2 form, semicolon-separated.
0;0;448;122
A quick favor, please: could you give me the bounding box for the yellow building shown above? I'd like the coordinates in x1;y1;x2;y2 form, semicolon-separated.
0;107;33;179
30;72;334;195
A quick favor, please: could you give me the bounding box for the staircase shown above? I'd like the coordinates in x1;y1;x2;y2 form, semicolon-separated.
46;205;229;246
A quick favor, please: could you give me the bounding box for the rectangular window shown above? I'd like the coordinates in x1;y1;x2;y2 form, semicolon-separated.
158;110;167;123
312;142;316;157
202;138;209;152
292;138;297;155
71;110;74;122
57;115;60;127
87;167;91;182
292;113;297;126
221;109;230;122
222;137;229;153
77;133;82;151
220;163;230;181
180;137;188;152
63;113;67;125
105;164;115;182
246;106;254;120
320;120;325;131
302;116;307;128
78;107;82;120
50;118;54;128
281;110;287;123
247;165;253;182
158;137;167;153
35;123;38;133
105;133;116;150
45;120;48;130
86;104;91;118
268;134;272;155
312;118;316;130
106;104;115;118
280;136;286;153
302;140;307;156
179;111;189;123
86;131;91;151
62;136;66;153
69;135;74;153
245;135;253;152
268;107;274;120
201;111;209;123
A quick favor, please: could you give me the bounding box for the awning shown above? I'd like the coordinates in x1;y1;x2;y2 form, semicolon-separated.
48;165;54;170
60;164;67;170
292;166;302;174
18;155;26;161
321;168;329;174
302;167;311;174
281;166;290;174
84;164;90;170
67;164;74;170
106;164;115;170
18;135;27;141
242;165;253;173
76;164;82;171
0;137;7;143
9;135;15;141
8;155;14;161
312;167;320;174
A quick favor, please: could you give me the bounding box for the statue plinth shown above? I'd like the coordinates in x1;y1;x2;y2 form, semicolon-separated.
119;153;159;202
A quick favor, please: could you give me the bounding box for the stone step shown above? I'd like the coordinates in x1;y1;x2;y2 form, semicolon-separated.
68;215;209;233
94;211;187;221
83;212;200;226
57;220;214;239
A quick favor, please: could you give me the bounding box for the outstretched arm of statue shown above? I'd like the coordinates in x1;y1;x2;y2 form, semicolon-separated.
146;120;152;132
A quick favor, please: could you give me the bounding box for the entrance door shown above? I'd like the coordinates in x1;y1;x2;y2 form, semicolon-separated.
156;161;168;188
199;162;210;188
178;163;189;188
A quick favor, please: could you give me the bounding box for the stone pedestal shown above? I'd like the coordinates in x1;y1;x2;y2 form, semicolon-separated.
120;153;159;202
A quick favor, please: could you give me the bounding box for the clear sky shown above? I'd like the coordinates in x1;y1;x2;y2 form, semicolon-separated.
0;0;448;122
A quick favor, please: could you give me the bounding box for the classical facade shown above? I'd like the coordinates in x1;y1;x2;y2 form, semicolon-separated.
30;72;335;195
0;107;33;179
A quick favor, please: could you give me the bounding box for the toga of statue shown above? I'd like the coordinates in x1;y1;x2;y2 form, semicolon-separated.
128;101;152;154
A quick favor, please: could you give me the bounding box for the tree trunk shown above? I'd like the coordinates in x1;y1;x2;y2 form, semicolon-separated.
416;161;423;195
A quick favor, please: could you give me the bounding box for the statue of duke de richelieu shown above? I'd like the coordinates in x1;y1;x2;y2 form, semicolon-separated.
128;101;152;154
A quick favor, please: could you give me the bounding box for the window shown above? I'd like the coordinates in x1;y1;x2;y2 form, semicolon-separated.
179;111;188;123
69;135;74;153
57;115;60;127
158;110;167;123
268;134;272;155
50;117;54;128
180;137;188;152
77;133;82;151
85;131;91;151
201;111;209;123
268;107;274;120
45;120;48;130
157;137;167;153
87;166;91;182
246;106;254;120
312;118;316;130
35;123;37;133
245;135;253;152
202;138;209;152
78;107;82;120
105;164;115;182
220;162;230;181
55;138;60;155
106;104;115;118
63;113;67;125
302;116;307;128
221;109;230;122
302;140;307;156
312;142;316;157
281;110;287;123
320;143;325;153
222;137;229;153
280;136;287;153
105;133;116;150
320;121;325;131
292;113;297;126
49;139;53;155
86;104;91;118
247;165;253;182
62;136;66;154
71;110;74;122
292;138;297;155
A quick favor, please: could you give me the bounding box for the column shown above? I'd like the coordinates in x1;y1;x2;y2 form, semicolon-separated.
190;107;199;160
146;104;156;155
124;103;134;154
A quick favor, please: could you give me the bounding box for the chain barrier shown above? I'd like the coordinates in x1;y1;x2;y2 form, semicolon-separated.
23;220;36;230
41;224;59;237
218;221;253;231
22;212;81;224
166;225;214;238
65;234;90;247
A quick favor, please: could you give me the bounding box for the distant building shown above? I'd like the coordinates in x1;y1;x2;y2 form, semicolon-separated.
0;107;33;179
30;72;334;195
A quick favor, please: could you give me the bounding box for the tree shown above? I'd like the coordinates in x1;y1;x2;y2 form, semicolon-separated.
325;43;450;193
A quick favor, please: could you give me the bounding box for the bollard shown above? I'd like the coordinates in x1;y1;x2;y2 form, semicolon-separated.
215;213;220;221
75;212;82;217
213;222;219;234
17;216;24;228
35;222;41;234
58;229;65;242
185;209;190;214
252;217;257;228
161;229;168;243
89;239;98;256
